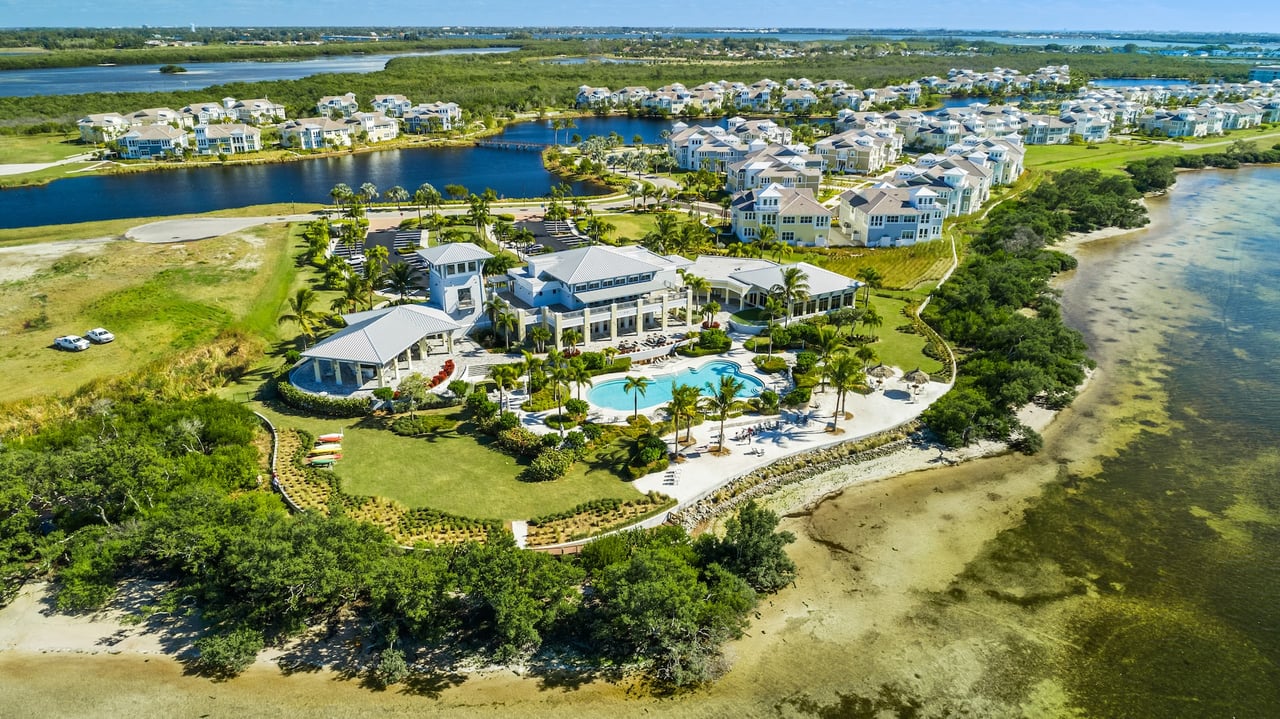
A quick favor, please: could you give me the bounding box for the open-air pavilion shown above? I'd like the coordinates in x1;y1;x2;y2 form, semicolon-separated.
292;305;462;396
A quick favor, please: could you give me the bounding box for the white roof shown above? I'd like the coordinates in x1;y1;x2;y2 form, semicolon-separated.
416;242;493;266
302;305;460;365
528;245;673;285
729;262;861;298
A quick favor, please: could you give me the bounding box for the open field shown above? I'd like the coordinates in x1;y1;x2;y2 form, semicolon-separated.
1026;126;1280;172
0;131;86;164
0;202;324;248
818;239;955;293
0;222;297;404
863;293;946;376
596;210;660;242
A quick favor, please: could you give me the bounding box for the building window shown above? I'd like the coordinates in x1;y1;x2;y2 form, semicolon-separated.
799;216;812;224
782;216;796;224
781;231;795;243
870;216;885;227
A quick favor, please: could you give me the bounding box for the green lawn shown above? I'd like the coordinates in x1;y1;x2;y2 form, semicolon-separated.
817;238;955;295
595;211;660;243
860;294;946;377
250;402;644;521
0;132;87;164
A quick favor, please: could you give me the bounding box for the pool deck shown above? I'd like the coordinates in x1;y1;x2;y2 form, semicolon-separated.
517;345;948;514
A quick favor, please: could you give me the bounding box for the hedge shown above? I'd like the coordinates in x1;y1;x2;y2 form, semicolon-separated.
276;375;372;417
753;355;788;374
390;414;459;437
523;448;576;482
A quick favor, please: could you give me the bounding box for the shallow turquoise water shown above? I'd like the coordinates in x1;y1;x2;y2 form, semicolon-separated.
587;360;765;411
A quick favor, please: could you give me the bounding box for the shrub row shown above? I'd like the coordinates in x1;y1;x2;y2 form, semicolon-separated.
390;413;459;437
275;375;371;417
752;355;788;374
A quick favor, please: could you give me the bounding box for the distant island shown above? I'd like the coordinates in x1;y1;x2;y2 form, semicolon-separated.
158;64;186;74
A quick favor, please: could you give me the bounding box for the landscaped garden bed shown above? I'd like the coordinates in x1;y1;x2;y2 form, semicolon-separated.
524;492;676;547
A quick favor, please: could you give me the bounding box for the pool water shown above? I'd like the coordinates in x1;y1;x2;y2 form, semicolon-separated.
588;360;766;412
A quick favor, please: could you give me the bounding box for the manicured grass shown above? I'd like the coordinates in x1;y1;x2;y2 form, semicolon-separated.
859;294;946;377
0;223;297;403
0;132;86;164
251;402;644;521
596;210;660;243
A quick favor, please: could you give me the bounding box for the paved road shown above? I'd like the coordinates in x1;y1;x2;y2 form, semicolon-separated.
125;215;320;243
0;152;99;177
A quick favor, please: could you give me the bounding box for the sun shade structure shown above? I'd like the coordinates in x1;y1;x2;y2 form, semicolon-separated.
867;363;896;380
904;368;932;385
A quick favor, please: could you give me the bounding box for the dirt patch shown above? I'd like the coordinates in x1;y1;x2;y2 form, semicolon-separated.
0;237;114;283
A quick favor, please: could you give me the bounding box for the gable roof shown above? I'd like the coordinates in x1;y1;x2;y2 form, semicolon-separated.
302;305;461;365
416;242;494;266
532;245;669;285
729;262;861;297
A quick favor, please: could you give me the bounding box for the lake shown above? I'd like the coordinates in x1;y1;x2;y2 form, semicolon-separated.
0;47;517;97
0;116;689;229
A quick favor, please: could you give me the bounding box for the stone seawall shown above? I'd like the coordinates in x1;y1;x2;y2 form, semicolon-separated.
669;425;919;530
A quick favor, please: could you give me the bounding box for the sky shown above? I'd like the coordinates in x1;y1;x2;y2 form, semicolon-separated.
0;0;1277;33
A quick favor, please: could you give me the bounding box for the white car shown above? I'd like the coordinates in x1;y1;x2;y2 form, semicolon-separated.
55;335;91;352
85;327;115;344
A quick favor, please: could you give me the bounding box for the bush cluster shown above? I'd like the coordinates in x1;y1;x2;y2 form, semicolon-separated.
276;376;371;417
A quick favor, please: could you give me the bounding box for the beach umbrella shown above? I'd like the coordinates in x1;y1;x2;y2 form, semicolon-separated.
866;363;895;380
904;368;931;386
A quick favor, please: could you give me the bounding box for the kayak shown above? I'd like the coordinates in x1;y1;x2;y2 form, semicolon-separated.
312;443;342;453
308;457;337;467
317;433;344;443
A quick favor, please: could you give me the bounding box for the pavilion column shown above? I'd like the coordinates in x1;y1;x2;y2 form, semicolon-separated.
331;360;342;385
685;288;694;329
394;356;401;383
446;332;453;354
418;337;428;361
378;366;387;388
610;303;619;338
661;294;670;329
581;307;591;342
553;314;563;348
516;311;527;342
312;359;322;383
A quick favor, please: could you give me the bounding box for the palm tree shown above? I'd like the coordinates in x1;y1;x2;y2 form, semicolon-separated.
762;295;786;354
483;295;510;325
384;185;409;212
529;325;552;353
816;326;845;392
662;383;699;458
547;359;570;437
495;310;518;350
826;351;862;433
278;287;322;346
701;300;721;326
854;344;878;371
702;375;744;454
682;273;710;304
520;350;545;395
358;182;379;205
467;194;492;240
855;267;884;309
622;375;651;420
560;327;583;350
490;364;520;409
414;183;441;227
386;262;417;302
642;212;680;254
772;266;811;327
861;306;883;341
757;224;777;250
329;183;352;211
364;244;390;309
568;359;593;401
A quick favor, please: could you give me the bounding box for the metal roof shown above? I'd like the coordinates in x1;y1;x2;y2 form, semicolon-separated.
302;305;460;365
729;262;861;298
416;242;493;266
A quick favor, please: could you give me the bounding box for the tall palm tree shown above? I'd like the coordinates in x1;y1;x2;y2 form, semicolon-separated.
662;383;699;458
855;267;884;309
560;327;583;350
483;295;509;325
358;182;379;205
701;300;721;326
278;287;322;346
757;224;777;250
682;273;710;304
467;194;492;240
547;359;570;437
414;183;441;227
854;344;878;371
520;350;545;395
495;310;518;350
861;306;883;340
622;375;651;420
490;364;520;409
364;244;390;309
762;295;786;354
816;326;845;392
772;266;810;327
826;351;862;432
529;325;552;353
673;383;702;445
386;262;417;302
384;185;409;212
702;375;744;454
329;183;352;211
568;359;593;401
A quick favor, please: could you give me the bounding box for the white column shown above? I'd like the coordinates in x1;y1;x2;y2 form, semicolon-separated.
393;356;401;383
685;288;694;328
610;303;619;338
331;360;342;385
662;294;670;329
312;359;322;383
446;332;454;354
553;314;563;348
581;307;591;342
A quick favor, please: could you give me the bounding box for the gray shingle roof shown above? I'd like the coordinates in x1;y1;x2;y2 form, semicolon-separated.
302;305;460;365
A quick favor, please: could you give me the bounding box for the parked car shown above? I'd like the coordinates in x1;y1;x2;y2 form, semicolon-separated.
85;327;115;344
55;335;91;352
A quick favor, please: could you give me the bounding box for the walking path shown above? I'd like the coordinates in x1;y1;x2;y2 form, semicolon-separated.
0;152;99;177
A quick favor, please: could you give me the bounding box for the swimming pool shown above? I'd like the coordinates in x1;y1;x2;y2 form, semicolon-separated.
588;360;766;412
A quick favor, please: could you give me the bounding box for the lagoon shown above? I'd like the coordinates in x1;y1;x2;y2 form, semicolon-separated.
0;47;517;98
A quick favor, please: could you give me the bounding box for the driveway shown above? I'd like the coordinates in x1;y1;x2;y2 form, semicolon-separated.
126;214;319;243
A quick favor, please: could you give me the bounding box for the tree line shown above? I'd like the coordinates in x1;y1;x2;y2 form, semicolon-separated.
921;169;1152;451
0;392;796;688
